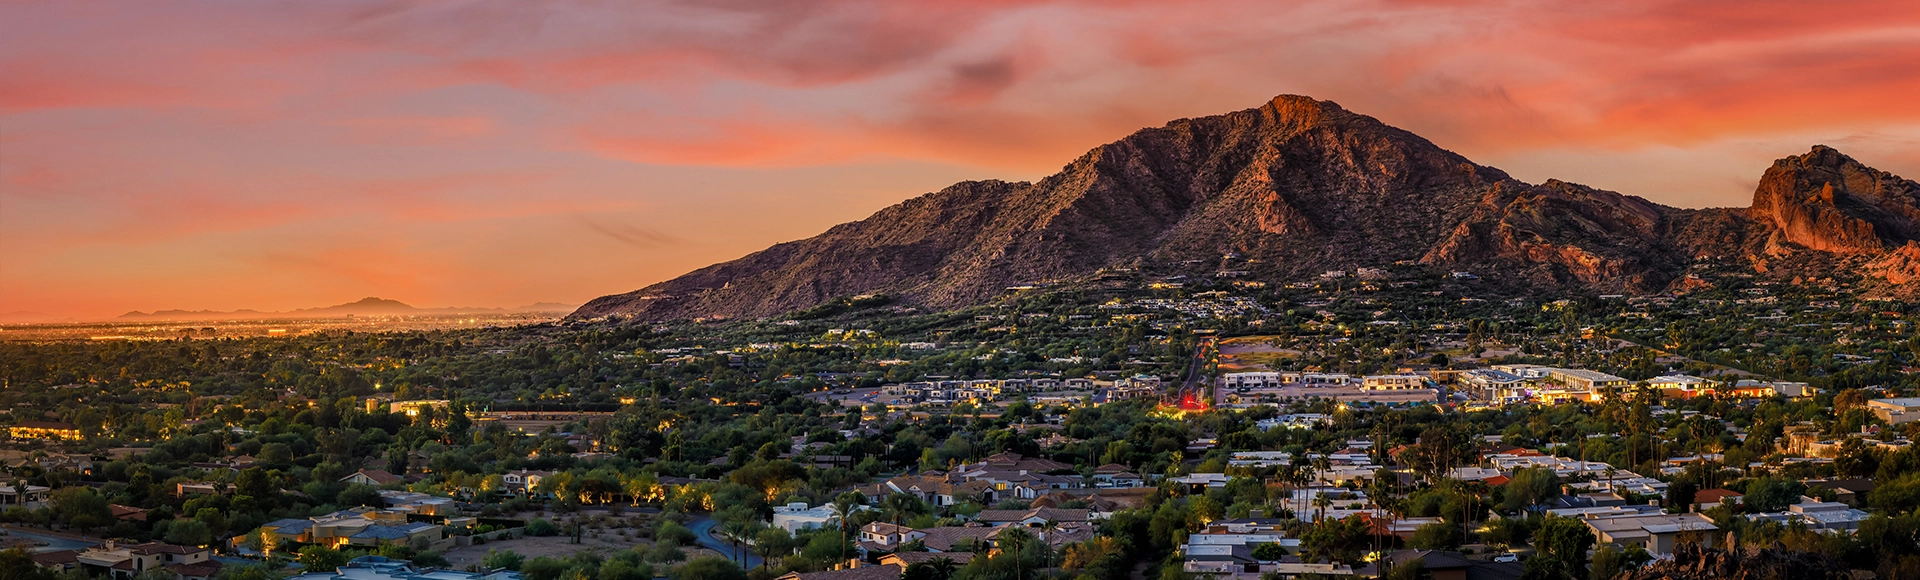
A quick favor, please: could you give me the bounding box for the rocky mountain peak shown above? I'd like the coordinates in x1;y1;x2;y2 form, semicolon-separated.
1749;145;1920;254
573;98;1920;322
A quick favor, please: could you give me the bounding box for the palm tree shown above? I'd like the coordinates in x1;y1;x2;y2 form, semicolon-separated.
717;520;753;566
1313;492;1333;524
829;499;858;565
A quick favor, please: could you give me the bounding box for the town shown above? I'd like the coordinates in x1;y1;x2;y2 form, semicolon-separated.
2;268;1918;580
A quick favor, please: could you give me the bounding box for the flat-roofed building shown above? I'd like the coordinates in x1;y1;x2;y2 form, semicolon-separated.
1649;375;1718;398
1582;513;1718;556
1361;374;1426;391
1548;369;1630;392
1869;398;1920;425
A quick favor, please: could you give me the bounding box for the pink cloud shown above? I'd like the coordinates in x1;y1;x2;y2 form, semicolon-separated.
6;0;1920;319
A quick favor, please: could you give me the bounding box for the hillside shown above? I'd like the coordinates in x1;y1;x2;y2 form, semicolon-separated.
575;95;1920;322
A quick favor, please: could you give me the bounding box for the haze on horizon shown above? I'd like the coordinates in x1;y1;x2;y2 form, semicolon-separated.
3;0;1919;322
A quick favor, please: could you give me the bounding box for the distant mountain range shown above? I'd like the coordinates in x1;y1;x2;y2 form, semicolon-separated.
575;94;1920;322
113;297;579;322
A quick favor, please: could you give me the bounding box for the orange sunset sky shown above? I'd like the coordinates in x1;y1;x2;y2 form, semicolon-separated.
4;0;1919;322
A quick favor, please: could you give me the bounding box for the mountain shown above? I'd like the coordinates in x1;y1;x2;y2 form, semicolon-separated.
292;297;418;316
115;297;581;322
575;95;1920;322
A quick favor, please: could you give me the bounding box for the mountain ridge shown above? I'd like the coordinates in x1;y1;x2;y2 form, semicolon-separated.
575;95;1920;322
114;297;580;322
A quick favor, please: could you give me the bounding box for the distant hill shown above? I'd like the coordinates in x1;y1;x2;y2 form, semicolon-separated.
114;297;579;322
576;94;1920;322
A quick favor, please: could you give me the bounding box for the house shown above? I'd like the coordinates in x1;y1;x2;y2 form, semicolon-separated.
340;469;403;486
1384;550;1523;580
1749;497;1874;533
75;542;213;580
30;550;80;574
283;556;520;580
856;522;927;553
1804;479;1875;507
0;483;51;505
916;526;1002;553
110;504;150;521
1581;513;1718;556
1092;464;1145;488
260;508;446;550
376;490;456;516
772;564;902;580
772;502;843;533
1691;488;1743;511
9;421;82;440
878;552;974;569
501;469;555;492
973;507;1089;528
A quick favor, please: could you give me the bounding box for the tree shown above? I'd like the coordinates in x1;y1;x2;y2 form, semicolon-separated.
1250;543;1289;561
51;487;113;533
296;546;349;573
1409;521;1463;550
670;557;745;580
1300;516;1371;564
482;549;526;571
1499;468;1561;513
520;557;569;580
0;548;57;580
1588;544;1651;579
902;557;961;580
164;520;214;546
1525;517;1595;580
716;520;754;565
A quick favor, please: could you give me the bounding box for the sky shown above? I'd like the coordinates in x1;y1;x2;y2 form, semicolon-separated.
4;0;1920;322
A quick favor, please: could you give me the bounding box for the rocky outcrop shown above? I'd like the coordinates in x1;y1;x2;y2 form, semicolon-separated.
574;97;1920;322
1750;145;1920;253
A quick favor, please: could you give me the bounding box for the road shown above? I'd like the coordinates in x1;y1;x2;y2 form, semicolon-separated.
685;516;764;569
1;528;100;552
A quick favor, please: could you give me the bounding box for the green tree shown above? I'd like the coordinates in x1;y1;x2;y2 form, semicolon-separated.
1250;543;1289;561
1524;517;1595;580
482;549;526;571
164;520;214;546
51;487;113;533
520;557;569;580
296;546;349;573
1409;521;1463;550
670;557;744;580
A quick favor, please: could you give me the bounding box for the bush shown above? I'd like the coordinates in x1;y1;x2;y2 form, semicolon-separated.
526;518;560;537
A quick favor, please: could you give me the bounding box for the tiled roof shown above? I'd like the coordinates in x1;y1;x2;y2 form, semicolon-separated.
778;564;903;580
916;527;998;552
30;550;79;567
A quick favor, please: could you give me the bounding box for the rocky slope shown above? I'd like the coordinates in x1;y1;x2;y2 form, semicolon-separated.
575;95;1920;321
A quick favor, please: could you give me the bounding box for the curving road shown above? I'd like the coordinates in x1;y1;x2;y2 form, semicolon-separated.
685;516;765;569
